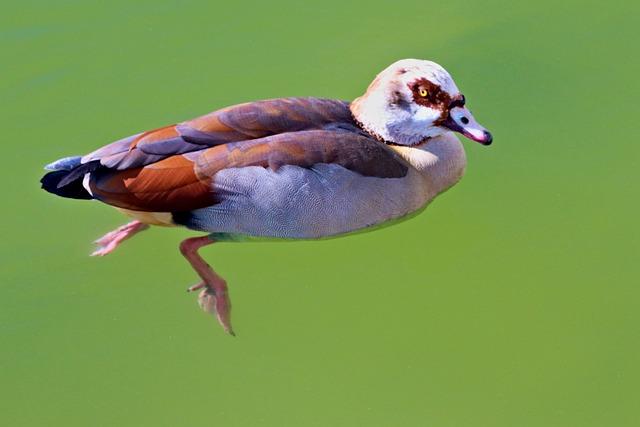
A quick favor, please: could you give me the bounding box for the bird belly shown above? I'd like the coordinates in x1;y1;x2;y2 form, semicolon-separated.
116;208;175;226
175;164;433;239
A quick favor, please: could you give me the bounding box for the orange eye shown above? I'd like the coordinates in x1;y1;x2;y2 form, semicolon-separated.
419;88;428;97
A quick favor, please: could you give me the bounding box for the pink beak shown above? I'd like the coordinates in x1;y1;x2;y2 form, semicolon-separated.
443;106;492;145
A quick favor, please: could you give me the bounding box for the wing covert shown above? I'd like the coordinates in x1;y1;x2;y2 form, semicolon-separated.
82;98;353;170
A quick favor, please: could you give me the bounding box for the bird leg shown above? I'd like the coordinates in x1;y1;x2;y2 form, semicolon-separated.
91;220;149;256
180;236;234;335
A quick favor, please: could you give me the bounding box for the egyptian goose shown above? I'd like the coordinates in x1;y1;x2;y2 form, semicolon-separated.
41;59;492;335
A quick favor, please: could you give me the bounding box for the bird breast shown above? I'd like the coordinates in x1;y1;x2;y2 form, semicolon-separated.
390;132;467;197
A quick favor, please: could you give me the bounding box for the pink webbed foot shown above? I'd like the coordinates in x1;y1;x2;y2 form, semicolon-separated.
181;237;234;336
91;220;149;256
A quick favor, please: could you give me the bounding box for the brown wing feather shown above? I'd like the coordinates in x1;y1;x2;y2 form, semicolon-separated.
195;98;352;137
82;98;353;170
89;155;215;212
196;130;408;179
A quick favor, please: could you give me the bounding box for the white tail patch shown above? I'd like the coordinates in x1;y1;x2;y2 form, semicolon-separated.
82;173;94;196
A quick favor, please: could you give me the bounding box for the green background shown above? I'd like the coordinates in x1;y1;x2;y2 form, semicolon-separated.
2;1;638;426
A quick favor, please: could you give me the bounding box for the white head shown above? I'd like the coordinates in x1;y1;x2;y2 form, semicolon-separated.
350;59;492;146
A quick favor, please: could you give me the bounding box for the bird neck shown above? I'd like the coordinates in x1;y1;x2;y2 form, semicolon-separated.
389;133;467;195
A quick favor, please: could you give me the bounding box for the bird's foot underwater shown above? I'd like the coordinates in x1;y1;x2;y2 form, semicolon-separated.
188;281;234;336
91;220;149;256
181;236;234;336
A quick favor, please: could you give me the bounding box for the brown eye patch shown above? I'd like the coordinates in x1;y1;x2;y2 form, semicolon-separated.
410;79;452;111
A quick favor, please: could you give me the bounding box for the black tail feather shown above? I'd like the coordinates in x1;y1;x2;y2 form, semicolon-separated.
40;161;101;200
57;160;100;188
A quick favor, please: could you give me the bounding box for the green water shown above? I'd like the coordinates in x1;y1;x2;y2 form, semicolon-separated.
2;1;639;426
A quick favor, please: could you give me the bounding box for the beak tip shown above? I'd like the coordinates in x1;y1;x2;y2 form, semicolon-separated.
482;131;493;145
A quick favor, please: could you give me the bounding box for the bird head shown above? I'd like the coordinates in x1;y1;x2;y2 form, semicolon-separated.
350;59;492;146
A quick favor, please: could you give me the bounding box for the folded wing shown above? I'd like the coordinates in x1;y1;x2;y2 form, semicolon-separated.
82;97;353;170
88;130;409;213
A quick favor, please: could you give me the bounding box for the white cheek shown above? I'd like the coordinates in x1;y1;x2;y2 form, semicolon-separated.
413;106;441;123
387;105;444;143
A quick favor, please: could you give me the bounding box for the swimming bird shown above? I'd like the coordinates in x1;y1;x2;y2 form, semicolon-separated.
41;59;492;335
